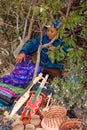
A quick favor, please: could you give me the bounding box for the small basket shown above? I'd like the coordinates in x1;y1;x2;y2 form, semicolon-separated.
59;118;82;130
0;47;14;77
41;105;67;130
44;105;67;118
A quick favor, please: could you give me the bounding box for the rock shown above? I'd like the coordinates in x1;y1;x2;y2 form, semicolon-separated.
12;124;24;130
12;119;24;130
35;128;44;130
30;114;41;126
25;124;35;130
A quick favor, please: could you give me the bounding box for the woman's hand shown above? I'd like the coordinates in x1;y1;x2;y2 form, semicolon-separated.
16;53;26;64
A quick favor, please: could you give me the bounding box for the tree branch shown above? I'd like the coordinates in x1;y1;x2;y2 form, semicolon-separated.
13;0;37;58
24;11;34;42
66;0;73;17
22;6;32;39
11;10;19;33
33;20;43;79
42;36;57;49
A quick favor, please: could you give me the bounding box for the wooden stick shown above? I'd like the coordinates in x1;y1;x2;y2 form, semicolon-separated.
9;73;43;118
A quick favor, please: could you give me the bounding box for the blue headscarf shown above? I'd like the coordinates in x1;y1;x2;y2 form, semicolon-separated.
44;19;61;29
52;19;61;28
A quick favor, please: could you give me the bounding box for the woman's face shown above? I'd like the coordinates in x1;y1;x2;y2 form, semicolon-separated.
46;27;57;40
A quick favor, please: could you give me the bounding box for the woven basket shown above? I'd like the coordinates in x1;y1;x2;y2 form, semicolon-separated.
41;105;67;130
0;63;14;77
0;47;14;77
44;105;67;118
59;118;82;130
0;47;9;57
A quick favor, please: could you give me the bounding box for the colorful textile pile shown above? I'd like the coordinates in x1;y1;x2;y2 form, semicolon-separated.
0;56;43;110
0;56;43;87
0;82;25;110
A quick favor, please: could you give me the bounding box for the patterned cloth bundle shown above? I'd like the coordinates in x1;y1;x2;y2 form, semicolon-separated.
0;82;25;111
0;56;43;110
0;56;43;87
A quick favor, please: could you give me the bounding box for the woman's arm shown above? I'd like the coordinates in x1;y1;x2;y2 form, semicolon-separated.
16;36;40;63
20;36;40;55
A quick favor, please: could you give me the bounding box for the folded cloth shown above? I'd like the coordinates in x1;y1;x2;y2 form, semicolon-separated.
15;63;35;71
10;55;43;87
11;63;43;86
0;99;12;110
0;98;10;106
0;90;15;104
0;63;43;87
0;82;24;94
0;89;14;98
0;55;43;88
0;87;19;98
0;75;25;87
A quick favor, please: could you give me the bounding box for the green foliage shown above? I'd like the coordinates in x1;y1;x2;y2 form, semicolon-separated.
0;0;87;46
81;25;87;39
80;2;87;15
33;6;40;16
64;36;76;47
47;50;55;63
47;45;66;63
63;47;87;84
64;60;87;85
51;78;87;110
67;47;84;63
0;0;30;41
50;46;87;112
62;12;82;30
